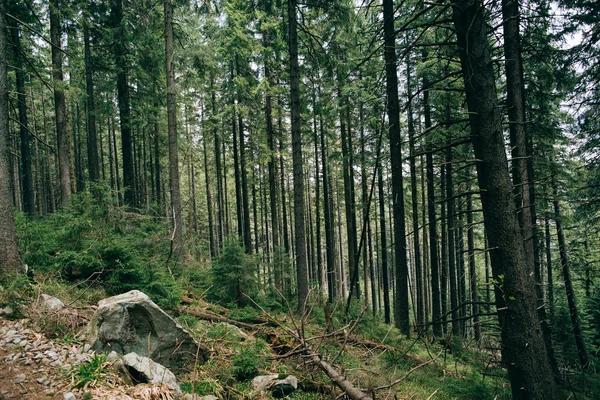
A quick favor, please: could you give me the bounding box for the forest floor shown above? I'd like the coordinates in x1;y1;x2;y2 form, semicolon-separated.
2;282;584;400
0;313;153;400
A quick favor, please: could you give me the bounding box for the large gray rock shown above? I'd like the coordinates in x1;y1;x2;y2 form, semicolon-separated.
115;352;181;393
86;290;208;368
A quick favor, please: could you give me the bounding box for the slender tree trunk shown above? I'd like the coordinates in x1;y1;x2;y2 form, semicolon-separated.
544;215;554;323
406;60;423;333
288;0;308;313
314;92;323;294
0;3;22;274
424;82;442;338
110;0;134;206
445;144;459;336
452;1;560;397
466;181;481;344
164;0;183;261
50;0;71;205
237;66;252;254
10;19;35;217
339;89;359;301
378;155;391;324
321;112;336;303
266;70;281;291
83;20;99;183
440;163;448;335
552;182;588;367
203;128;216;258
231;63;244;243
383;0;409;336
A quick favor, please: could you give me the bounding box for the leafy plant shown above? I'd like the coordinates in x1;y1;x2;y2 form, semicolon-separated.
73;354;108;389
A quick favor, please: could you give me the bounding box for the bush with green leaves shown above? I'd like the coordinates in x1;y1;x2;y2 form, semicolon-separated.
17;192;184;309
209;238;257;307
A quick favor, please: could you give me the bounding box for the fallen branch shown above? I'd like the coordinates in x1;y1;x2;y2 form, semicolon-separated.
303;347;373;400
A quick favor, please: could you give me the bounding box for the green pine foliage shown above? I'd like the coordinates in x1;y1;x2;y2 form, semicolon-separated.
209;238;257;308
17;192;183;309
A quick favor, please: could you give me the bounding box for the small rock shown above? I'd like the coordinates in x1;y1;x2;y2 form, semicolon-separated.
63;392;76;400
2;306;14;315
14;374;27;384
13;337;21;344
115;352;181;393
271;375;298;398
41;294;66;312
83;344;92;353
252;374;279;392
106;351;120;362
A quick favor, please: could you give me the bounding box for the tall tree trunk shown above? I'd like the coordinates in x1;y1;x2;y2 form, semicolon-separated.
110;0;134;207
502;0;559;376
321;111;336;303
440;162;448;335
383;0;409;336
0;3;22;274
266;68;281;291
164;0;183;261
237;62;252;254
424;81;442;338
406;60;423;332
231;63;244;243
83;20;99;183
10;19;35;217
552;182;588;367
50;0;71;205
445;144;459;336
466;180;481;344
378;155;391;324
452;0;560;397
203;128;216;258
544;215;555;323
288;0;308;313
313;92;323;294
339;90;359;301
211;77;224;251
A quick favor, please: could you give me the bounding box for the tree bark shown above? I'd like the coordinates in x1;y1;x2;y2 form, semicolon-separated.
383;0;410;336
0;2;22;274
452;0;560;397
424;81;442;338
553;182;588;367
10;19;35;217
406;60;423;332
164;0;183;262
287;0;308;314
50;0;71;206
110;0;134;206
83;19;99;183
378;155;390;324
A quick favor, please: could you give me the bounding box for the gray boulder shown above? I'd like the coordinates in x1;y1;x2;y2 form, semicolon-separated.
115;352;181;393
86;290;208;368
